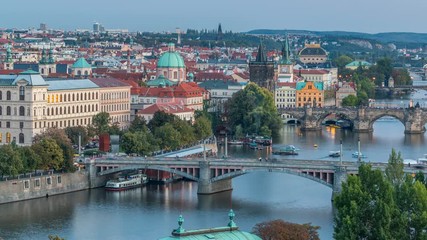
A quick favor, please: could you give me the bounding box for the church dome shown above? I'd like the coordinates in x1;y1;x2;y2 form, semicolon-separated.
157;43;185;68
299;44;327;56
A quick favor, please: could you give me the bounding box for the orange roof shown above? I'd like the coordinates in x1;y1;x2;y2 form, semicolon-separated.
138;103;193;115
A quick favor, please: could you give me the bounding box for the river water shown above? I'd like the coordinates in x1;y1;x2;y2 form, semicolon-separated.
1;89;426;240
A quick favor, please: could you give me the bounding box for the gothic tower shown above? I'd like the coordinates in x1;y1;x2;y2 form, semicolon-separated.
249;43;275;91
277;36;294;82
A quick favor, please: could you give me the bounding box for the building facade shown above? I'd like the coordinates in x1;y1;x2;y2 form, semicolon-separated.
0;70;130;146
298;43;327;64
156;43;186;82
335;81;356;107
296;81;324;107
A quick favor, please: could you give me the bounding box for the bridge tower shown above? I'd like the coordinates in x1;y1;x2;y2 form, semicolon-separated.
197;161;232;194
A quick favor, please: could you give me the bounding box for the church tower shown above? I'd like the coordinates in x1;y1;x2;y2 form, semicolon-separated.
249;42;275;91
3;45;14;70
277;36;294;82
217;23;223;41
38;48;56;77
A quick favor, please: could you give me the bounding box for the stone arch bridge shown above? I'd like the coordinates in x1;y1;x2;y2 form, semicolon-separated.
86;157;421;199
279;106;427;134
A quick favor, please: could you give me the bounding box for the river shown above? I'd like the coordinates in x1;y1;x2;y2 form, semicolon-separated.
0;89;426;240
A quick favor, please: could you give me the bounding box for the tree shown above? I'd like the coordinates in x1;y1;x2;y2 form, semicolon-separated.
148;111;177;132
0;144;23;177
31;138;64;171
129;115;149;132
227;83;282;137
385;148;404;186
121;131;158;156
34;128;75;172
19;146;41;173
65;126;89;146
193;115;213;140
154;123;181;150
252;219;320;240
392;68;412;86
341;95;359;106
92;112;111;136
173;119;196;146
334;164;395;239
334;55;353;69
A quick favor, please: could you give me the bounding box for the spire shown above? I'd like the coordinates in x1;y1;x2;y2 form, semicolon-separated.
255;42;266;62
48;47;55;64
280;36;292;65
40;49;47;64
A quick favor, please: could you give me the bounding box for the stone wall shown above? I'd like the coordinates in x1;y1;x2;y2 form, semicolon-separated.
0;171;90;205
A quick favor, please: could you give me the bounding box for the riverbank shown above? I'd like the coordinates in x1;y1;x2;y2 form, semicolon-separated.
0;170;90;205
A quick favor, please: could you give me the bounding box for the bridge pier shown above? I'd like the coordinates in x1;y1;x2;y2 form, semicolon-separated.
86;159;109;188
404;108;426;134
197;161;232;194
332;165;348;201
300;107;322;131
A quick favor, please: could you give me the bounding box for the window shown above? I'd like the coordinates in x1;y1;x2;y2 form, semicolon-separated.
7;91;11;100
57;176;62;184
6;122;10;128
6;132;11;143
19;86;25;101
6;106;11;115
24;180;29;189
0;133;2;143
19;133;24;143
34;179;40;187
0;106;2;115
0;91;2;100
46;177;52;185
19;106;25;116
20;122;24;129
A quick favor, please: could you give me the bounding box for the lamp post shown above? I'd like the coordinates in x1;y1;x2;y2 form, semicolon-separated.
357;137;361;163
340;139;343;165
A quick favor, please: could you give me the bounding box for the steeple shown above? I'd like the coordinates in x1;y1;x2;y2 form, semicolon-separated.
255;42;266;62
48;48;55;64
281;36;292;65
40;49;47;64
217;23;223;41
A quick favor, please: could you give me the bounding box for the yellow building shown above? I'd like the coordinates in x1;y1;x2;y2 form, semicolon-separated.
296;81;324;107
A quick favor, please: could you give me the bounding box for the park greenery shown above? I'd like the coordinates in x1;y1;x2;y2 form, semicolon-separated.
252;219;320;240
0;111;212;177
337;56;412;107
334;149;427;239
226;82;282;138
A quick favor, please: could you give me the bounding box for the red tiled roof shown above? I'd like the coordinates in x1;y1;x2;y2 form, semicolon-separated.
0;69;22;74
293;69;329;75
138;103;193;115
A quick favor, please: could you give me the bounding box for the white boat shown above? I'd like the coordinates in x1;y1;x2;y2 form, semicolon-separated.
412;154;427;168
228;140;243;145
352;151;367;158
105;173;148;191
329;151;340;158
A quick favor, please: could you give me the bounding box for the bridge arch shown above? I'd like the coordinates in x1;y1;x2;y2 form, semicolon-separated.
368;113;405;129
315;110;355;128
210;168;333;189
98;165;199;181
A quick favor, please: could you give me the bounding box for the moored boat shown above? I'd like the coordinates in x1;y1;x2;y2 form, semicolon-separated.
228;140;244;145
105;173;148;191
329;151;340;158
272;145;299;155
352;151;367;158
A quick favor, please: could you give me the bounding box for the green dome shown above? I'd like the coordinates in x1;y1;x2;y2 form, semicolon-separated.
157;44;185;68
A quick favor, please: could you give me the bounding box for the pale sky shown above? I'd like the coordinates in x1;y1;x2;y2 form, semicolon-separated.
2;0;426;33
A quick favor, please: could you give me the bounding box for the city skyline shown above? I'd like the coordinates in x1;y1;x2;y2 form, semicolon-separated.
1;0;427;33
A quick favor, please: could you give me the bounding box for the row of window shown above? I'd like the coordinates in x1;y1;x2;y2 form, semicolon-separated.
47;92;99;103
34;118;92;129
298;97;322;102
276;93;296;97
101;92;129;101
276;99;295;102
0;87;26;101
101;104;128;112
0;132;24;144
0;106;26;116
23;176;62;189
0;121;24;129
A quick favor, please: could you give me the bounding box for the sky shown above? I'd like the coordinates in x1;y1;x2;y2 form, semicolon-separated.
1;0;427;34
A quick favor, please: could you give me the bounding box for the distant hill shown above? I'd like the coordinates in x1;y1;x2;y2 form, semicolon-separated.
246;29;427;44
